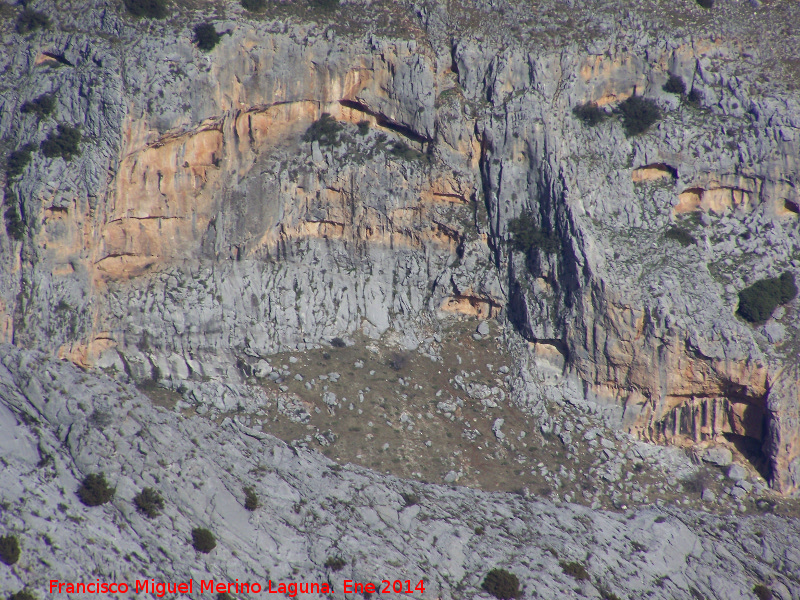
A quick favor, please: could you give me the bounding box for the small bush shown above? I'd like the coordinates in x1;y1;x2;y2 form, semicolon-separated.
240;0;266;11
682;470;710;495
481;569;521;600
312;0;339;11
686;88;704;108
663;74;686;96
21;94;56;119
665;226;696;247
400;492;419;507
133;487;164;518
599;589;622;600
753;585;772;600
191;527;216;553
508;212;559;255
324;556;347;571
0;535;20;566
124;0;167;18
8;591;35;600
389;141;427;163
573;102;607;126
330;337;346;348
388;351;409;371
560;561;589;581
6;144;36;178
41;124;81;161
617;96;660;136
357;121;370;135
737;272;798;323
16;9;49;33
193;23;220;51
243;486;259;511
77;473;114;506
696;0;713;8
474;525;485;535
5;204;25;241
303;113;343;147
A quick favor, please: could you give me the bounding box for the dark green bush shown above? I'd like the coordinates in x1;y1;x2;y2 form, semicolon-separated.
41;124;81;161
560;561;589;581
400;492;419;507
388;351;409;371
696;0;713;8
21;94;56;119
508;212;559;255
599;589;621;600
686;88;704;108
133;487;164;518
8;591;35;600
753;584;772;600
240;0;266;11
77;473;114;506
16;9;49;33
6;144;36;178
737;272;798;323
303;113;343;147
243;486;259;511
124;0;167;18
312;0;339;11
573;102;607;126
665;226;696;247
193;23;220;51
191;527;216;553
481;569;521;600
324;556;346;571
357;120;370;135
663;74;686;96
4;204;25;241
389;141;427;162
0;535;20;566
618;96;661;136
330;337;346;348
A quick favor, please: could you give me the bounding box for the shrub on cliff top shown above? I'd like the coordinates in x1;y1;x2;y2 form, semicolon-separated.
124;0;167;19
193;23;221;51
482;569;521;599
0;534;20;566
617;96;661;136
41;124;81;161
191;527;216;553
737;272;798;323
77;473;114;506
508;212;559;255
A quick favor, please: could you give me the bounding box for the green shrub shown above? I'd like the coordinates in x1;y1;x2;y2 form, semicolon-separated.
77;473;114;506
388;351;409;371
124;0;167;18
0;535;20;566
21;94;56;119
737;272;797;323
240;0;266;11
599;589;622;600
191;527;216;553
663;74;686;95
696;0;713;8
508;212;559;255
665;226;696;247
324;556;346;571
8;591;36;600
312;0;339;11
331;337;346;348
573;102;607;126
753;585;772;600
133;487;164;518
686;89;704;108
243;486;259;511
303;113;343;147
481;569;521;599
400;492;419;507
16;9;49;33
560;561;589;581
617;96;660;136
6;144;36;178
41;124;81;161
389;141;427;163
193;23;220;51
4;204;25;241
357;121;370;135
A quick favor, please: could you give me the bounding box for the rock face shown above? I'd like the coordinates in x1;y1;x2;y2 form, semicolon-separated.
3;345;800;600
1;0;800;496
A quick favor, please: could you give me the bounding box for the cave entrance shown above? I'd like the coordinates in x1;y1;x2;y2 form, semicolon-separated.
722;432;771;482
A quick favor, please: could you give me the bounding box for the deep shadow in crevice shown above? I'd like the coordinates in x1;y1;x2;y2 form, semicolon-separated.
338;99;431;144
723;431;771;482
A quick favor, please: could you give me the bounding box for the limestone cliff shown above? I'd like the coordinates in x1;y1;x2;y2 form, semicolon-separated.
2;0;800;495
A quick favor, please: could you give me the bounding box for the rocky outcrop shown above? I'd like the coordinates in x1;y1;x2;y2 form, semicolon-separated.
2;1;800;495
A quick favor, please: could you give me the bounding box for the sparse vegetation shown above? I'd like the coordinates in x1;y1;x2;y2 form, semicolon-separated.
324;556;347;571
191;528;216;553
737;272;797;323
560;561;589;581
243;486;259;511
696;0;713;8
573;102;607;126
599;588;622;600
400;492;419;507
193;22;221;51
686;88;704;108
21;94;56;119
389;140;428;162
124;0;167;18
303;113;343;147
77;473;114;506
508;212;560;255
681;470;711;495
357;121;370;135
665;226;696;247
16;8;49;33
41;124;81;161
8;591;35;600
663;74;687;96
474;525;485;535
388;351;409;371
312;0;339;11
0;534;20;566
617;96;661;136
133;487;164;518
6;144;36;178
240;0;266;11
481;568;521;599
